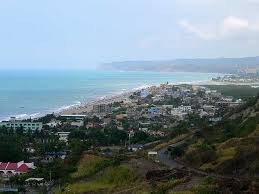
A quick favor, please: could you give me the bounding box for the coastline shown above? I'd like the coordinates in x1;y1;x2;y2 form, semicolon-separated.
0;70;225;121
2;78;259;121
59;80;259;116
59;90;134;115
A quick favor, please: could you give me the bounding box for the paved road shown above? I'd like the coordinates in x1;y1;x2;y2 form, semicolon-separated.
157;139;186;169
157;137;252;180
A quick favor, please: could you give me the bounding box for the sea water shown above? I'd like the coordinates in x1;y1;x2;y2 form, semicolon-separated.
0;69;222;120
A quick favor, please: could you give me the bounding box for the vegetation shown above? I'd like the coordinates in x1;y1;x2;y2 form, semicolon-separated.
71;154;109;179
153;178;190;194
57;165;137;193
205;85;259;99
183;139;216;167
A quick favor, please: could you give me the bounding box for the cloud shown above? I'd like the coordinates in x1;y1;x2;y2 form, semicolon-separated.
221;16;249;35
179;20;215;40
179;16;259;40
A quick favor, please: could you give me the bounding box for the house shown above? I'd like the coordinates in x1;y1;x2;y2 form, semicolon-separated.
148;151;159;162
140;89;150;98
209;117;222;122
25;147;36;154
71;120;84;128
139;122;150;131
56;132;70;142
0;161;36;176
128;144;143;152
152;95;163;102
25;178;45;186
45;119;61;128
43;151;67;162
86;122;102;129
172;105;192;112
60;114;86;120
115;114;127;120
148;107;161;115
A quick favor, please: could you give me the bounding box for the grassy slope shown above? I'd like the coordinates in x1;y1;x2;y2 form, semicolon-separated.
60;165;138;194
71;154;108;179
54;153;141;194
183;95;259;175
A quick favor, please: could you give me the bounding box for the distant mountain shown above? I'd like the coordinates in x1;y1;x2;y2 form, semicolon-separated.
99;56;259;73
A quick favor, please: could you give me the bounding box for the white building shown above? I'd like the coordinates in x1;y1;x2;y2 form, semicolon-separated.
45;119;61;128
71;120;84;127
172;105;192;112
0;118;42;132
56;132;70;142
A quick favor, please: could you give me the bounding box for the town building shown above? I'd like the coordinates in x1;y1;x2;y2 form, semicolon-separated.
0;161;36;176
60;114;86;120
93;104;112;114
56;132;70;142
0;117;42;132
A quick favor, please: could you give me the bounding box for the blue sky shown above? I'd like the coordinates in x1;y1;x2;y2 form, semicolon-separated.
1;0;259;69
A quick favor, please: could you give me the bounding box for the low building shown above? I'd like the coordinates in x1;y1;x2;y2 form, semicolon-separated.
0;118;42;132
172;105;192;112
0;161;36;176
148;151;159;162
209;117;222;122
128;144;143;152
60;114;86;120
43;151;67;162
140;89;150;98
56;132;70;142
71;120;84;127
45;119;61;128
115;114;127;120
148;107;161;115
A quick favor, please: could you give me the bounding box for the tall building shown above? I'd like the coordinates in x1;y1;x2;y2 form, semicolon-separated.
93;104;112;114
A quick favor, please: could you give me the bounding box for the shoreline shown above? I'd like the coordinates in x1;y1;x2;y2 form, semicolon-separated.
2;79;259;121
49;80;259;116
59;90;134;115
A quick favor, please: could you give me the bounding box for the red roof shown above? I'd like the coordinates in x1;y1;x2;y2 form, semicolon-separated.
16;164;29;172
0;163;8;170
6;163;17;170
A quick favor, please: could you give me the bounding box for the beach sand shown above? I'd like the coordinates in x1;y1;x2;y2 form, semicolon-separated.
60;91;133;115
59;80;259;116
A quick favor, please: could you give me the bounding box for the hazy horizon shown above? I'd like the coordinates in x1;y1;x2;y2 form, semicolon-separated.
1;0;259;69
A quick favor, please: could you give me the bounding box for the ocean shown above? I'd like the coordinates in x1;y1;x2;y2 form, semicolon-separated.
0;70;222;121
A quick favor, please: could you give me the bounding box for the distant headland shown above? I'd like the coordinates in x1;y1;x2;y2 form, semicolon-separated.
99;56;259;74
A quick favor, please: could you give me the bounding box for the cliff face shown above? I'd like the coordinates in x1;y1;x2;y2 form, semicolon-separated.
100;56;259;73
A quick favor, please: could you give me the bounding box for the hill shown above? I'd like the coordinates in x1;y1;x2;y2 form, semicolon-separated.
99;56;259;73
182;95;259;176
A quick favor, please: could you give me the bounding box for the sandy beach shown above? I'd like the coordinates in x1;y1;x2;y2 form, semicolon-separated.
59;80;259;116
60;90;134;115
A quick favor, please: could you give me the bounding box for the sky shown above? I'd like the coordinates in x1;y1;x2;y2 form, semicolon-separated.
1;0;259;69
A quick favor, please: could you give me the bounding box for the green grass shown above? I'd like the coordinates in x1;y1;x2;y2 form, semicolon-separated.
71;154;109;179
200;147;236;171
204;85;259;98
57;165;137;194
234;114;259;137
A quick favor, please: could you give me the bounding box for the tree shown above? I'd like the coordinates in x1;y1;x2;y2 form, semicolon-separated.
131;131;149;144
0;136;25;161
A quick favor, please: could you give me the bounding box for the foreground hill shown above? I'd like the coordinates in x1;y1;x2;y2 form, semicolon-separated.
182;95;259;176
100;56;259;73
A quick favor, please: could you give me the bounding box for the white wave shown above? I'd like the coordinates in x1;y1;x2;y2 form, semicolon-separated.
52;103;81;113
131;84;151;91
